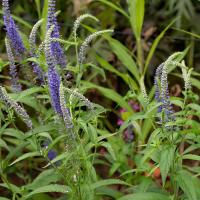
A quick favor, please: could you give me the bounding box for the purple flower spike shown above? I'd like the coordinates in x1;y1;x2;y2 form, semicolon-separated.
48;66;62;115
2;0;26;56
45;25;62;115
47;0;66;67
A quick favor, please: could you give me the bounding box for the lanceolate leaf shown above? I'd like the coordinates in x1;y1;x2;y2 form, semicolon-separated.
176;170;198;200
107;38;140;82
128;0;145;39
82;81;133;113
22;185;71;200
117;192;170;200
159;145;176;186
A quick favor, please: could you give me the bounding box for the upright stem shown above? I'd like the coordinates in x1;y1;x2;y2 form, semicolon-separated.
136;38;143;74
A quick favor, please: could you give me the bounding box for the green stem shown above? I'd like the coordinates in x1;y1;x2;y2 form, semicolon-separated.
136;38;143;74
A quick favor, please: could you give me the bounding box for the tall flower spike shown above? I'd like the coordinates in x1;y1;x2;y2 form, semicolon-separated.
160;60;175;122
154;63;164;113
5;38;21;92
2;0;26;56
0;86;32;129
73;14;99;40
140;76;149;105
59;83;73;129
47;0;66;67
78;29;113;64
45;25;62;115
29;19;45;84
64;88;94;110
181;61;192;91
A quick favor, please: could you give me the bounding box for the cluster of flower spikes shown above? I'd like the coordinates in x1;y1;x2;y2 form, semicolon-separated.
2;0;26;56
2;0;45;88
154;57;176;124
47;0;66;68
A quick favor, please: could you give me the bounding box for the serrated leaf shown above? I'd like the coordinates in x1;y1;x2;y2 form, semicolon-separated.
176;170;197;200
159;146;175;186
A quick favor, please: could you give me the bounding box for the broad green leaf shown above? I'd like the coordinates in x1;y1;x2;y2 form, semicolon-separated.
182;154;200;161
14;87;44;101
0;183;20;194
176;170;197;200
159;146;175;186
187;103;200;112
82;81;133;113
9;152;41;166
107;38;140;82
26;169;61;190
0;197;10;200
92;179;129;190
96;186;123;198
191;77;200;90
22;185;71;200
118;192;170;200
128;0;145;39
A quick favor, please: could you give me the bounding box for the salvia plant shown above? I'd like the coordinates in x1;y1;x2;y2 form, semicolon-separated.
0;0;200;200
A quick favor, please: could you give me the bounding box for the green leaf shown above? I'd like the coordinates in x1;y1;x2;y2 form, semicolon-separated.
22;185;71;200
182;154;200;161
96;55;138;90
26;169;61;190
96;0;129;18
128;0;145;39
9;152;41;166
82;81;133;113
34;0;41;17
92;179;129;190
191;77;200;90
117;192;170;200
144;19;176;74
0;197;10;200
176;170;197;200
14;87;44;101
101;142;116;161
159;146;175;186
107;38;140;82
0;139;9;150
